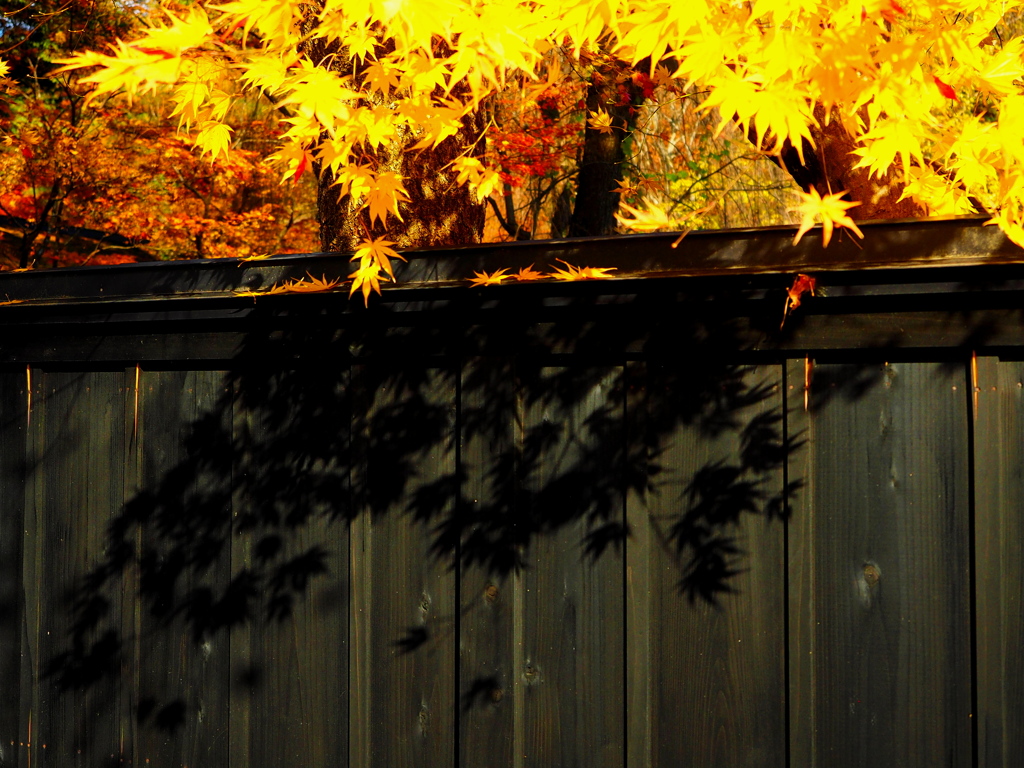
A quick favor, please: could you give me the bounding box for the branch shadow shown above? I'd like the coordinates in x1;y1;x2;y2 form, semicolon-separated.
36;289;831;752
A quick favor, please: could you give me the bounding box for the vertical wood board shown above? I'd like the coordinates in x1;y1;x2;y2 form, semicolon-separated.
351;367;457;768
639;364;786;768
518;366;624;768
229;366;351;768
788;360;972;768
973;357;1024;768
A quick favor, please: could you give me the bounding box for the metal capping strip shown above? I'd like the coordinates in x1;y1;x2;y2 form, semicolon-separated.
0;216;1019;312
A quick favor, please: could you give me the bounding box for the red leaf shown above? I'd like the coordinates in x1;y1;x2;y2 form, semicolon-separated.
933;75;959;101
292;153;308;183
781;274;817;328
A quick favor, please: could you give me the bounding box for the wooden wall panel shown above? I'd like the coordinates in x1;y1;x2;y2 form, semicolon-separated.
350;367;457;768
229;367;350;768
459;357;518;768
788;360;972;768
23;370;134;767
133;369;231;768
630;364;786;768
973;357;1024;768
518;366;624;768
0;372;25;768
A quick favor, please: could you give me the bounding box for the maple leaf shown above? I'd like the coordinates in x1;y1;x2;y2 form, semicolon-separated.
587;110;615;134
781;274;817;329
615;200;673;233
512;264;545;281
548;261;582;281
350;261;382;306
575;266;616;279
468;268;511;286
195;120;233;161
236;253;273;265
281;273;342;293
365;172;410;226
790;188;864;247
932;75;959;102
352;236;405;281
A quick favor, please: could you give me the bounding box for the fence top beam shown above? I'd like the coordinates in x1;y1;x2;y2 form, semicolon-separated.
0;216;1020;314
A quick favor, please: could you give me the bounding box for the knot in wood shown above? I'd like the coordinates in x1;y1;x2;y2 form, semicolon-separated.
863;564;880;586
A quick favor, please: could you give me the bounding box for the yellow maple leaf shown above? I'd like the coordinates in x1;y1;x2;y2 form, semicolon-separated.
615;200;673;233
790;188;864;247
575;266;616;279
365;172;410;226
587;109;615;135
549;259;584;281
352;236;405;281
194;120;233;160
236;252;273;265
281;273;342;293
468;268;510;286
512;264;545;281
350;261;383;306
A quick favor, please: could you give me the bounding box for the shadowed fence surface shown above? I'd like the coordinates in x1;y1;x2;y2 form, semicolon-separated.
1;219;1024;767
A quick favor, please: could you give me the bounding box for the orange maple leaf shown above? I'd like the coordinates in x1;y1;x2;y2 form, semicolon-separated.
549;260;584;280
282;273;342;293
575;265;617;279
350;261;382;306
512;264;545;281
469;268;511;286
781;273;817;328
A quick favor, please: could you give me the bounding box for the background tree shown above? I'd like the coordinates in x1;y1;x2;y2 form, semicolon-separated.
0;0;318;268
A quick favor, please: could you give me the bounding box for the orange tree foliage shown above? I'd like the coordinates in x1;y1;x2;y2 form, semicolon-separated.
0;1;317;269
22;1;1024;287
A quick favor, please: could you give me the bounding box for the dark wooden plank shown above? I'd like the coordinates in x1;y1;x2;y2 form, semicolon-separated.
131;369;232;767
24;370;133;767
788;360;972;768
625;361;652;768
459;357;518;768
351;366;457;768
518;366;624;768
634;363;786;768
0;372;26;768
974;357;1024;768
229;367;350;768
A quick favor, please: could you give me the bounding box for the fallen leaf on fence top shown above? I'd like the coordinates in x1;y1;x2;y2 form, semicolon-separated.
469;268;511;286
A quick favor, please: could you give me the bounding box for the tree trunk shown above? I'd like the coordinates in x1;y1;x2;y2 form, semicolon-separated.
568;63;646;237
303;37;486;253
315;118;485;252
769;106;925;220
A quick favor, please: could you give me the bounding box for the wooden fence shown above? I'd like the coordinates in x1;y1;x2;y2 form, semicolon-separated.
1;217;1023;767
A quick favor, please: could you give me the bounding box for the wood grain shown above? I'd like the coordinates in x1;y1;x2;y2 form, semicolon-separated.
229;366;351;767
350;366;457;768
0;372;25;768
133;369;231;768
24;371;133;767
973;357;1024;768
635;364;786;768
458;357;518;768
788;360;972;768
518;366;624;768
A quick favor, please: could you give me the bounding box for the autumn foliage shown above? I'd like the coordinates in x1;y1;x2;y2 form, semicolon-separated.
6;1;1024;286
0;0;318;269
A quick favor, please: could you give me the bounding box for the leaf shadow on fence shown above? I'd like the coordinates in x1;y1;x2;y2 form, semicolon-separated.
39;289;808;758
